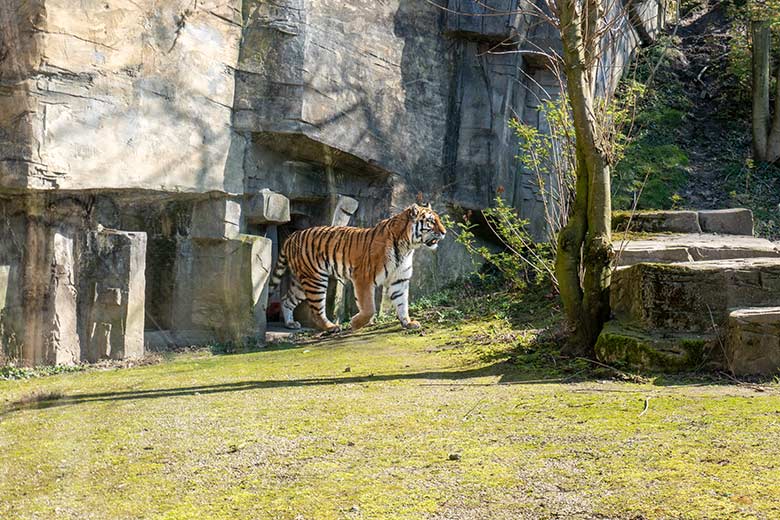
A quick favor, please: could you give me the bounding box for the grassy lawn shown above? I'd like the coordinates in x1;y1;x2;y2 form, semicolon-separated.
2;306;780;520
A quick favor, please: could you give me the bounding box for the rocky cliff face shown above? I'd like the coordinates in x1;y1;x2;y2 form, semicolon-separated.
0;0;658;364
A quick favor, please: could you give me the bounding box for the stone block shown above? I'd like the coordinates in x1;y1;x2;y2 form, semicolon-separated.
698;209;754;236
245;189;291;224
85;228;147;361
613;210;702;233
332;195;359;226
595;321;714;372
173;235;272;344
191;197;242;240
614;234;780;266
611;258;780;332
444;0;519;39
726;308;780;375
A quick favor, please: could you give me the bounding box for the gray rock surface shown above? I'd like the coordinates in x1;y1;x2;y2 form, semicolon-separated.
615;234;780;266
726;308;780;375
698;209;754;236
0;0;243;193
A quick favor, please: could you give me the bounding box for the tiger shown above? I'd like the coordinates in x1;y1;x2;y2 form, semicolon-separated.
268;203;447;333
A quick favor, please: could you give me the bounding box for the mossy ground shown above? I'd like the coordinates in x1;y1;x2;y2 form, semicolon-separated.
2;289;780;520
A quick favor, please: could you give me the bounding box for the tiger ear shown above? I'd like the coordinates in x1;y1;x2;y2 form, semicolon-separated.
409;204;420;217
426;202;432;210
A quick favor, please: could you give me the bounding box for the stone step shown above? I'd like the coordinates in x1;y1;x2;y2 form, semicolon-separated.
595;321;716;372
611;258;780;333
726;307;780;376
613;208;754;236
614;233;780;266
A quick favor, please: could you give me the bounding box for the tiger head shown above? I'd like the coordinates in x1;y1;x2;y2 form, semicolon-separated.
408;203;446;250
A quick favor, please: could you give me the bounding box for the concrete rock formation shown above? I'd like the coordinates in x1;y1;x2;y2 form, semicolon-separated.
604;209;780;374
0;0;658;365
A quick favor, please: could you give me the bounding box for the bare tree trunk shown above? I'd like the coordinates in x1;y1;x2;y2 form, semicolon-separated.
555;0;614;355
752;20;771;162
767;62;780;163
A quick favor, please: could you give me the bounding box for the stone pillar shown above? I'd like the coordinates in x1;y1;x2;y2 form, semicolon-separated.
172;235;272;344
169;193;277;344
49;232;80;365
84;228;147;362
244;189;291;329
329;195;358;323
20;200;80;366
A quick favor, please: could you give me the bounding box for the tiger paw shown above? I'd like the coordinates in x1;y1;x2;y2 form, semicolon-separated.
284;321;302;330
403;320;422;330
324;325;341;334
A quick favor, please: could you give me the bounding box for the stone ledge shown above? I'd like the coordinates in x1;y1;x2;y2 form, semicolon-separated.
613;210;701;234
614;233;780;266
613;208;754;236
595;321;715;372
612;258;780;332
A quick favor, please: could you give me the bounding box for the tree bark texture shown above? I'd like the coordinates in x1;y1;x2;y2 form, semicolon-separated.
751;20;780;163
554;0;614;355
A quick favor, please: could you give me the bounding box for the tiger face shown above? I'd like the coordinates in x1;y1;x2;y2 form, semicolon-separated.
409;203;447;250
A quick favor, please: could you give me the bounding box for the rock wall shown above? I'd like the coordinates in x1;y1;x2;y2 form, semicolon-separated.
0;0;244;192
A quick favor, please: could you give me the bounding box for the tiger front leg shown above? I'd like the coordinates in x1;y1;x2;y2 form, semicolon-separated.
388;275;420;330
350;281;376;331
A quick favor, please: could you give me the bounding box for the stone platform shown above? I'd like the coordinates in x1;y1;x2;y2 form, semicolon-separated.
601;209;780;374
615;234;780;266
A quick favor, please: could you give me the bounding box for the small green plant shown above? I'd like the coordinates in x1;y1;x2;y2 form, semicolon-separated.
444;197;557;291
725;159;780;239
0;363;86;381
510;99;576;240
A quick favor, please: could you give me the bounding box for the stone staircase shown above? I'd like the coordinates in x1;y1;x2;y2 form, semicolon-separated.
597;209;780;375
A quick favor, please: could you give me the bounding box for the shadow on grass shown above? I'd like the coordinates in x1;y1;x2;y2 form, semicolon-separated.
0;357;581;417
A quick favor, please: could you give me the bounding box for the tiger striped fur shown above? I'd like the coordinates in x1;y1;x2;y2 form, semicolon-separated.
269;203;446;332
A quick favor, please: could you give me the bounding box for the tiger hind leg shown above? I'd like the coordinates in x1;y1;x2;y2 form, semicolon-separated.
301;275;341;333
281;276;304;329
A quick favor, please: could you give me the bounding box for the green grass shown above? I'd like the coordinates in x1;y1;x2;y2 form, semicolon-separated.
2;304;780;519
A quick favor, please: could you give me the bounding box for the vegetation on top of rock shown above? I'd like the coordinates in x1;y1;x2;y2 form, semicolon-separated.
613;0;780;239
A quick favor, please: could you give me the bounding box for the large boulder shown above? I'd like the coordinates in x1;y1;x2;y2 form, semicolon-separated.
611;258;780;332
726;308;780;375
